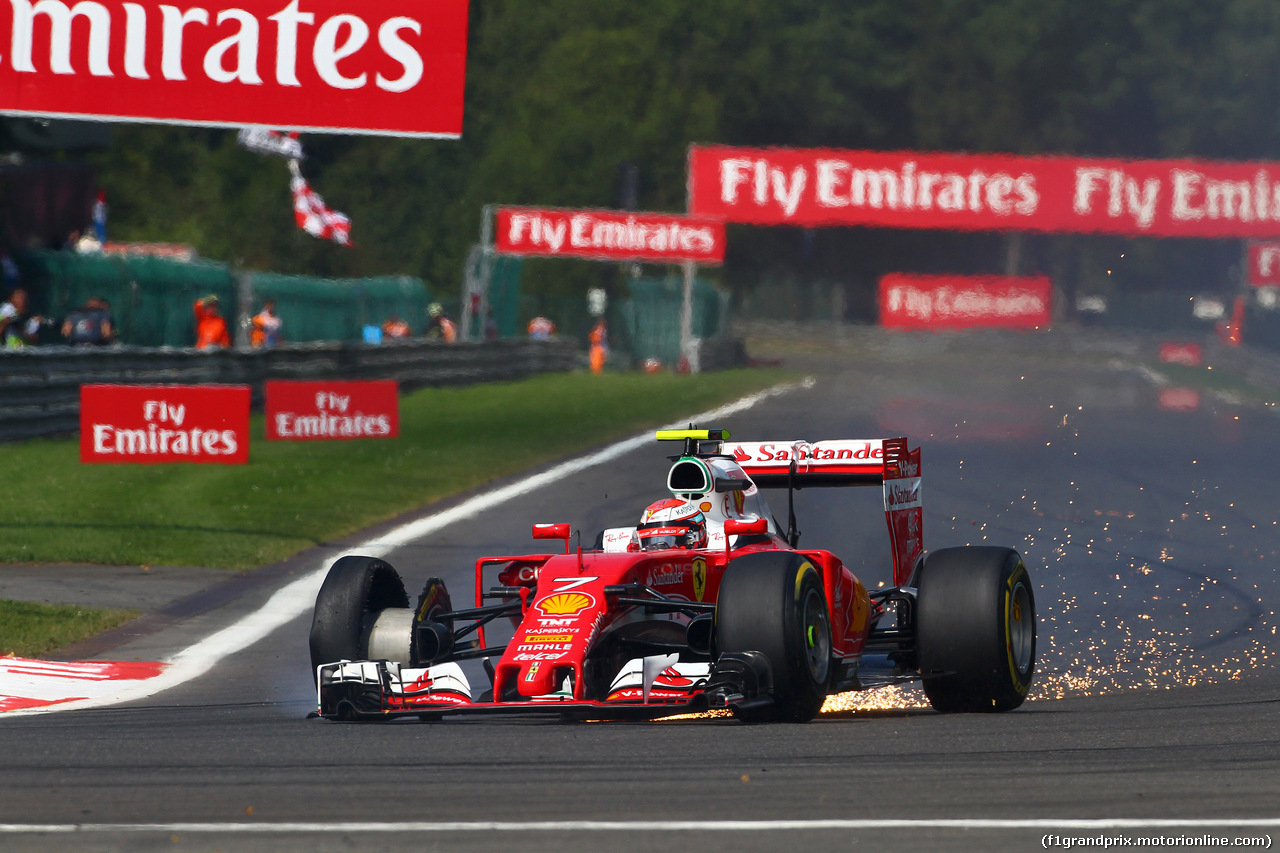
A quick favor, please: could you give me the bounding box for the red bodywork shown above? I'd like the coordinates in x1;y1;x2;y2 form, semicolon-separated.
473;538;873;703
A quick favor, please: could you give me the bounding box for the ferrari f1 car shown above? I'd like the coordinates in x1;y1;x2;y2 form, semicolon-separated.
309;429;1036;722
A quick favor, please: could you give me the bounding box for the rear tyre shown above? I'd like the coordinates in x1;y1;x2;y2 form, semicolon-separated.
916;546;1036;712
309;556;410;682
715;551;832;723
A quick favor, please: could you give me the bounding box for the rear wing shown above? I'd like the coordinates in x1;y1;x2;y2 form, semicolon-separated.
724;437;923;586
725;439;885;488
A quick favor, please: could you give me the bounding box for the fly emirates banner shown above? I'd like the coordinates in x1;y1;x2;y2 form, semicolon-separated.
265;379;398;440
0;0;469;136
81;384;250;464
688;145;1280;239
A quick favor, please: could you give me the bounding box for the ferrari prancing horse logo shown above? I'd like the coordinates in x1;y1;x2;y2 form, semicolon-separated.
692;557;707;602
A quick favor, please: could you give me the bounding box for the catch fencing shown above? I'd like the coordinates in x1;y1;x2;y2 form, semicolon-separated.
0;338;577;442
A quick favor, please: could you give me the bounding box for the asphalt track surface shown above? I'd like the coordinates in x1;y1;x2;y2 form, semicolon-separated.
1;337;1278;852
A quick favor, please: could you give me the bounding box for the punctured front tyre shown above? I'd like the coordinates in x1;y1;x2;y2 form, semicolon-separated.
915;546;1036;712
308;555;411;682
715;551;832;723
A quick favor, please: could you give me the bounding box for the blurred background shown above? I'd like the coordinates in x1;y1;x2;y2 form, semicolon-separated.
6;0;1280;357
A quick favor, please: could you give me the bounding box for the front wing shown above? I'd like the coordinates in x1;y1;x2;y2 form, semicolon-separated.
316;655;776;721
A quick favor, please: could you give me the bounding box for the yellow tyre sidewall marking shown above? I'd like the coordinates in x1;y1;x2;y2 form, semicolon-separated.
1003;563;1032;695
795;561;815;600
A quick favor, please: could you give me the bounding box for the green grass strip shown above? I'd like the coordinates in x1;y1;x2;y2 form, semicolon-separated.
0;369;789;570
1147;360;1276;404
0;599;139;657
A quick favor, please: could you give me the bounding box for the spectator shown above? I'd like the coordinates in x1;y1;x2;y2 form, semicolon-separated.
382;315;411;339
75;231;102;254
194;294;230;349
589;317;609;375
425;303;457;343
528;315;556;340
61;296;116;345
1;288;44;348
251;299;283;348
92;191;108;243
1;251;20;294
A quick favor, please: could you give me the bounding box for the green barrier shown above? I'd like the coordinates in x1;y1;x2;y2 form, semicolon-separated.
488;254;524;339
250;273;430;343
14;250;432;347
619;276;727;367
17;251;234;347
503;275;726;367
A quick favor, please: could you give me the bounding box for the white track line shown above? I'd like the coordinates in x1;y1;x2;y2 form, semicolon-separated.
1;378;812;718
0;818;1276;834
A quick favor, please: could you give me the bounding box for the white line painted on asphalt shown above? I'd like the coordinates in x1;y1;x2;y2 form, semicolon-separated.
0;378;812;718
0;818;1277;833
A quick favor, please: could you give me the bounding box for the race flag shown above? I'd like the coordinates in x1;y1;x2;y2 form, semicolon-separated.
289;161;352;247
238;127;305;160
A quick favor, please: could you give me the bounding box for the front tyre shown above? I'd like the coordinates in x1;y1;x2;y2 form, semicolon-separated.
715;551;832;723
916;546;1036;712
308;556;411;681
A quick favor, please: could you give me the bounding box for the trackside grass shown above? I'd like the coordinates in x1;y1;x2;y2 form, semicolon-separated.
0;369;789;570
0;599;138;657
1146;360;1276;405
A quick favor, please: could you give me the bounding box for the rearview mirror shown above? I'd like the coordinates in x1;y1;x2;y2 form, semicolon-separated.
724;518;767;536
532;523;572;554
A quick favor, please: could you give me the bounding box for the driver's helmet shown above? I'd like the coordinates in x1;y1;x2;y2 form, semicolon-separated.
637;498;708;551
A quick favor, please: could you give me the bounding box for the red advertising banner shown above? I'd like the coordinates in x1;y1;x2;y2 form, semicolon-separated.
689;145;1280;239
101;241;196;260
494;207;726;264
879;274;1052;330
80;384;249;463
1248;242;1280;286
265;379;398;440
1158;342;1203;367
0;0;469;137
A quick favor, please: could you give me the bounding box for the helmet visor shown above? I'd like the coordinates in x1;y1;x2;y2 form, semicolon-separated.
637;525;687;551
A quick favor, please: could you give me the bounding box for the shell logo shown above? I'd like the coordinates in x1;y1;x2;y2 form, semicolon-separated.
536;592;595;617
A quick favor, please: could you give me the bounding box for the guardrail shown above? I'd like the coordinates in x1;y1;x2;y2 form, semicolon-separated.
0;338;579;442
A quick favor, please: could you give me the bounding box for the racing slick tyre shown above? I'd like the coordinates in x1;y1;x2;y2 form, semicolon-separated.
308;556;411;682
915;546;1036;713
715;551;832;723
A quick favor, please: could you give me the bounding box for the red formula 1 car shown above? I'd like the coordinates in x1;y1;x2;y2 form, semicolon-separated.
310;429;1036;722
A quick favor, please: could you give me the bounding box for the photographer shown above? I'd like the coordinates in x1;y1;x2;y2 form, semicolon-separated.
61;296;116;346
0;288;46;349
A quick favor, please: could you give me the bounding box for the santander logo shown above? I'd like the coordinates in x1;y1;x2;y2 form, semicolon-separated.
730;440;883;466
883;478;922;510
